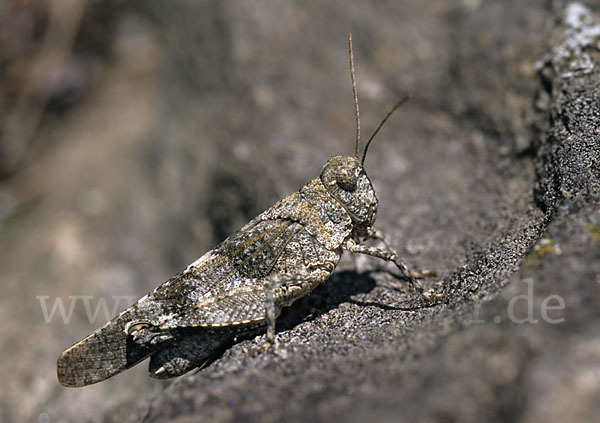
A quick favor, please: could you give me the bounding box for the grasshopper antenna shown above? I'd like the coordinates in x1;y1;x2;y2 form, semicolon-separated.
361;94;411;166
349;33;361;159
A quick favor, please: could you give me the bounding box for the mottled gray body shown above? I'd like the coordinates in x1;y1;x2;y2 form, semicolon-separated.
58;156;407;387
57;36;444;387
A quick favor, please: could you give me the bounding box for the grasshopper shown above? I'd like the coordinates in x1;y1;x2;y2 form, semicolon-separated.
57;35;444;387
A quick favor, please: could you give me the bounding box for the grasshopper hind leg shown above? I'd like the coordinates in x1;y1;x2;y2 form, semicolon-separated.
151;267;336;373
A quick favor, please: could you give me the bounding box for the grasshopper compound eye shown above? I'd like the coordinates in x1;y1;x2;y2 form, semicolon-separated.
336;162;359;191
320;156;360;192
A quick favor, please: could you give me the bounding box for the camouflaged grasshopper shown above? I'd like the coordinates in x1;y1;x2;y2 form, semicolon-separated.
57;35;443;387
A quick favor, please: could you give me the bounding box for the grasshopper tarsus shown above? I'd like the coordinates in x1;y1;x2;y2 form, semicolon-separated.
421;290;451;304
411;269;437;279
249;341;273;358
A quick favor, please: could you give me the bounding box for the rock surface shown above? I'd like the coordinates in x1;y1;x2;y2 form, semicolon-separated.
0;1;598;422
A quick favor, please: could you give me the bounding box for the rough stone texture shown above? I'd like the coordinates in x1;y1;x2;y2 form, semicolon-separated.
534;2;600;213
0;1;598;422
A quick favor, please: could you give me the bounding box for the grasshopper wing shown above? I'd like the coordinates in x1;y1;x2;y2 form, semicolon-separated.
57;218;304;386
57;305;155;387
58;181;351;386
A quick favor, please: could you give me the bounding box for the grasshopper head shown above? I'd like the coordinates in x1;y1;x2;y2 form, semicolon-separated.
320;155;378;232
318;34;407;236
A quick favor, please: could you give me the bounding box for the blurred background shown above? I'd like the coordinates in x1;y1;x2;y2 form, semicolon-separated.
1;1;598;422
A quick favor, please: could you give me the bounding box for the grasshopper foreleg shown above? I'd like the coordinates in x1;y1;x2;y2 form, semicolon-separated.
345;237;446;302
366;228;436;278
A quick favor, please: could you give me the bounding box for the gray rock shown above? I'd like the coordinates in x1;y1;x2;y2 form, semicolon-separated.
1;1;598;422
